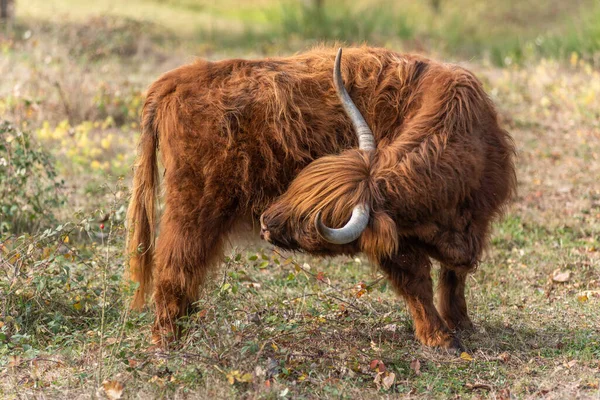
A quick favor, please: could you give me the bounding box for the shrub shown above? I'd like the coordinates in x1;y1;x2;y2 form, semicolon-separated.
0;204;132;357
0;122;65;234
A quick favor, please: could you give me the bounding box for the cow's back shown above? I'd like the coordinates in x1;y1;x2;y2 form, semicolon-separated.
146;47;431;212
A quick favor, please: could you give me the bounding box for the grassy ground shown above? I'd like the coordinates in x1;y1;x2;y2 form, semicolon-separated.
1;1;600;399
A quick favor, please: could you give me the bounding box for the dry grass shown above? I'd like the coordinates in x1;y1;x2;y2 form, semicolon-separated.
0;2;599;399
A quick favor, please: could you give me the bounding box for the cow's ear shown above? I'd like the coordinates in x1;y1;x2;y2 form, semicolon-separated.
359;211;398;262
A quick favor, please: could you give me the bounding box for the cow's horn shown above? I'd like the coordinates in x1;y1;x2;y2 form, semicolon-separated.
315;204;370;245
333;48;375;151
316;48;375;245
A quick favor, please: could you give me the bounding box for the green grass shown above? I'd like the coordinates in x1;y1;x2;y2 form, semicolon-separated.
1;1;600;398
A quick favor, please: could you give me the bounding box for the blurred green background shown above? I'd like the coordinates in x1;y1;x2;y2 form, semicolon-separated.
15;0;600;65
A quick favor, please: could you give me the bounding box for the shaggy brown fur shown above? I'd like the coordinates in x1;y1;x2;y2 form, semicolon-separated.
126;46;516;349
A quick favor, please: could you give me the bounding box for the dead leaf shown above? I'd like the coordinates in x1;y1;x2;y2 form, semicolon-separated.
226;370;253;385
410;359;421;375
254;365;266;377
370;341;382;352
578;290;600;301
374;370;395;390
497;352;511;363
373;372;382;388
102;380;124;400
226;371;237;385
565;360;577;368
465;382;492;391
460;352;474;362
149;375;165;387
266;357;279;377
580;381;599;390
369;359;385;372
8;355;21;368
382;372;395;389
552;269;571;283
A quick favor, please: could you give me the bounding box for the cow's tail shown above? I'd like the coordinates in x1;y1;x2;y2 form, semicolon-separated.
126;95;160;309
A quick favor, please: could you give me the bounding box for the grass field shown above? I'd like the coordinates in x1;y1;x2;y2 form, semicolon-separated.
1;1;600;399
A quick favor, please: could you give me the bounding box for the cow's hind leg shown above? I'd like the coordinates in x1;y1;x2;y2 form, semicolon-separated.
437;265;475;331
152;185;235;347
381;247;462;351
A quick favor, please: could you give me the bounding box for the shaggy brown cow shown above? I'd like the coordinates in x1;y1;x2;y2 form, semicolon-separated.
127;46;516;350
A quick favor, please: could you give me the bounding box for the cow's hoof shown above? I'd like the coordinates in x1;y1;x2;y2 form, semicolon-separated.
416;328;463;352
151;325;178;350
447;336;465;355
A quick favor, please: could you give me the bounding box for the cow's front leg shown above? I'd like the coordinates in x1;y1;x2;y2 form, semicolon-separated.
437;265;475;331
380;248;462;351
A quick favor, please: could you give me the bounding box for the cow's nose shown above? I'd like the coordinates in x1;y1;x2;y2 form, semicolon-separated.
260;229;271;242
259;214;270;242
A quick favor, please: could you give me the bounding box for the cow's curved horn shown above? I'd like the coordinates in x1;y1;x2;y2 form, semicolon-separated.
315;204;370;245
333;48;375;151
315;48;375;245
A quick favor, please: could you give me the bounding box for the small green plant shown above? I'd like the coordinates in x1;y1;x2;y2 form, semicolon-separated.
0;122;65;234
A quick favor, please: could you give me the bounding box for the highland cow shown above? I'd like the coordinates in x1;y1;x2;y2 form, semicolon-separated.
127;46;516;350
